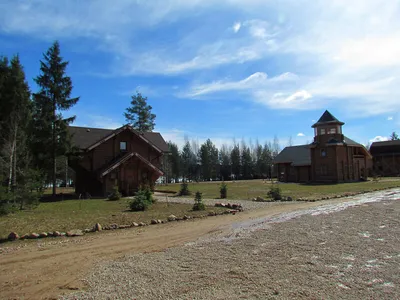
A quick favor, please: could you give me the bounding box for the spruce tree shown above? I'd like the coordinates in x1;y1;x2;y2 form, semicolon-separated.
124;91;156;132
0;55;31;190
31;41;79;197
390;132;399;141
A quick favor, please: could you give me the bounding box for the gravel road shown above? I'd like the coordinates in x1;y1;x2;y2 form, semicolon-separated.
63;189;400;300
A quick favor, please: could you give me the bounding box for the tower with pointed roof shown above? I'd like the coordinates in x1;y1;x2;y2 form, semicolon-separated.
308;110;371;182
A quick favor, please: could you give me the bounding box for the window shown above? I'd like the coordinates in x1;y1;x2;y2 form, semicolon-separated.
328;128;336;134
320;129;326;135
321;148;327;157
120;141;127;151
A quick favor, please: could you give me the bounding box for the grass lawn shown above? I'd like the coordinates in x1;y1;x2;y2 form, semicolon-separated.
155;178;400;200
0;199;226;240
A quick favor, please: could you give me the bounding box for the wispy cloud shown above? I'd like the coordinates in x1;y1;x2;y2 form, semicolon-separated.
297;133;305;137
388;116;393;121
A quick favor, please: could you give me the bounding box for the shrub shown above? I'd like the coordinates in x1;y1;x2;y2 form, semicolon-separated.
108;185;121;201
129;188;153;211
140;184;156;203
267;185;282;201
179;181;191;196
193;191;205;211
220;182;227;199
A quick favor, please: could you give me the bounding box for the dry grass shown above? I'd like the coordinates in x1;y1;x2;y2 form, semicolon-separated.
0;199;226;239
155;178;400;200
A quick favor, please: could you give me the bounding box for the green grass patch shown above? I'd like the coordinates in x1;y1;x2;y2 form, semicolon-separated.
0;199;226;239
156;178;400;200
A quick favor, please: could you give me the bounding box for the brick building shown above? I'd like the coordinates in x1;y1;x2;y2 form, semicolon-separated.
273;110;372;183
68;125;169;197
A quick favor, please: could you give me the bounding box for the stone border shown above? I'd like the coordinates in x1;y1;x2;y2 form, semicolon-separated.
5;209;241;243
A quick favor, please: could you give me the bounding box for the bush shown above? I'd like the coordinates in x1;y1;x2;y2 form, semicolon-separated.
129;188;154;211
267;185;282;201
108;185;121;201
193;191;205;211
179;181;191;196
220;182;227;199
140;184;156;203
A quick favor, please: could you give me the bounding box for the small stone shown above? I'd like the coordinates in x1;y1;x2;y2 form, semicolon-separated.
66;229;84;237
29;233;40;239
110;223;119;229
52;231;61;237
20;234;28;240
94;223;102;231
8;232;19;241
287;196;293;201
157;220;162;224
256;196;265;202
132;222;139;227
84;228;92;233
39;232;48;238
168;214;177;221
183;215;191;220
208;212;216;216
60;232;66;236
139;222;146;226
151;219;158;225
119;225;130;229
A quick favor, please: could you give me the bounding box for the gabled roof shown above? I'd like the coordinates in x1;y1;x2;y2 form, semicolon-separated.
370;140;400;148
312;110;344;128
273;145;311;166
100;151;163;177
68;125;168;153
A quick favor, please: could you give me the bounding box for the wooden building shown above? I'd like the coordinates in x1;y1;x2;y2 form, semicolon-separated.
274;110;372;183
370;140;400;176
68;125;169;197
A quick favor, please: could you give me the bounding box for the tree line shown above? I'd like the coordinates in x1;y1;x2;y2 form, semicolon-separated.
164;137;281;183
0;41;79;213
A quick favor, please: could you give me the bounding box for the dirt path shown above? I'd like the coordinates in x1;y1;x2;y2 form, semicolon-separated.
0;190;398;300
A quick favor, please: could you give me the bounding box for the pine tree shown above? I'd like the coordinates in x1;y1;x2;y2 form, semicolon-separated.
167;141;181;182
230;142;241;180
390;132;399;141
0;56;31;191
124;92;156;132
181;140;196;181
31;41;79;197
199;139;218;181
219;144;231;181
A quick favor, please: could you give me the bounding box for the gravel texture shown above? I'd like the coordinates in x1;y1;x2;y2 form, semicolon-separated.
63;190;400;300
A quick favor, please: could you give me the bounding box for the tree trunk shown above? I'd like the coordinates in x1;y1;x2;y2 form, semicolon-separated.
12;124;18;190
65;156;68;190
52;103;57;197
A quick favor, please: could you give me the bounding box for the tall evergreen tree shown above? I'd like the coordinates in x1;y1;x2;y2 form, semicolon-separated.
241;140;253;179
181;140;196;181
219;144;231;181
390;131;399;141
0;56;31;190
199;139;218;181
31;41;79;197
230;142;241;180
124;91;156;132
167;142;180;182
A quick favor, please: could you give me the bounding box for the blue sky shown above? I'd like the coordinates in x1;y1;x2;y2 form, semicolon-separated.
1;0;399;149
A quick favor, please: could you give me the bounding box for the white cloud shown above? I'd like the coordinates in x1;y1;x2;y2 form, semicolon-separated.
297;133;305;137
388;116;393;121
184;71;298;99
369;136;389;143
232;22;241;33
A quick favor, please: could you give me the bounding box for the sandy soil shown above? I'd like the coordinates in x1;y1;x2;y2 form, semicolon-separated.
1;189;399;300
